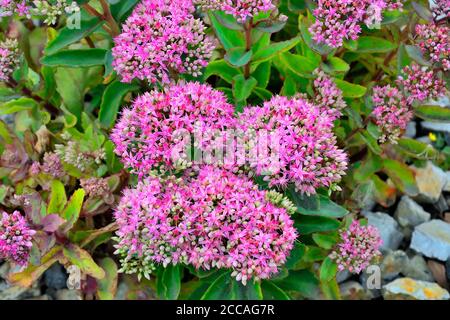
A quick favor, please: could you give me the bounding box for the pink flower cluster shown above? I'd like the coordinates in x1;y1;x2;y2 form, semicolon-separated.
397;64;446;104
112;0;215;84
371;85;413;144
0;0;30;17
195;0;275;22
111;82;236;176
310;0;403;48
111;81;350;279
238;95;348;195
31;152;65;178
0;39;20;82
0;211;35;266
415;23;450;71
80;177;109;198
114;166;297;283
330;220;382;274
432;0;450;19
312;69;347;120
371;63;446;144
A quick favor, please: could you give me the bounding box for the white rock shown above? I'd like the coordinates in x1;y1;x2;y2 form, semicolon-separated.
403;121;417;138
411;161;447;204
363;211;404;251
394;196;431;228
421;121;450;133
410;220;450;261
444;172;450;192
383;277;450;300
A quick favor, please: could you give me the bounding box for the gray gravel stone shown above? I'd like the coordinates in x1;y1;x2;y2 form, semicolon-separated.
404;121;417;138
44;263;67;290
55;289;82;300
402;255;434;282
410;220;450;261
444;172;450;192
27;295;51;300
0;284;28;300
433;195;449;214
446;259;450;283
0;262;10;279
380;250;408;280
339;281;373;300
0;281;41;300
363;211;404;251
336;270;352;284
394;196;431;228
359;270;382;299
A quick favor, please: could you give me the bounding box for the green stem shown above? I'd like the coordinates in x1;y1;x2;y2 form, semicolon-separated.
7;78;58;116
243;18;253;79
85;36;96;48
344;116;372;145
83;1;120;37
99;0;121;37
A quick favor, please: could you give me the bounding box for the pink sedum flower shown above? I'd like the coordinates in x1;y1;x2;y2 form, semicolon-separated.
415;23;450;71
80;177;112;201
29;161;41;176
113;166;297;283
313;69;347;120
42;152;64;178
195;0;275;22
0;39;20;82
111;82;236;177
36;152;65;179
0;0;30;17
112;0;215;84
397;64;446;104
330;220;382;274
0;210;35;266
238;95;348;195
432;0;450;19
371;85;413;144
310;0;403;48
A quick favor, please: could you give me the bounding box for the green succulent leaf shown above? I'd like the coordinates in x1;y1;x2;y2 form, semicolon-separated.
319;257;338;282
41;49;108;68
252;37;300;64
353;36;397;53
97;258;119;300
232;75;257;102
157;265;182;300
201;272;263;300
334;79;367;98
99;80;139;128
383;159;419;196
415;105;450;122
273;270;319;299
63;244;105;280
47;180;67;215
45;18;105;55
225;47;253;67
204;60;241;84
